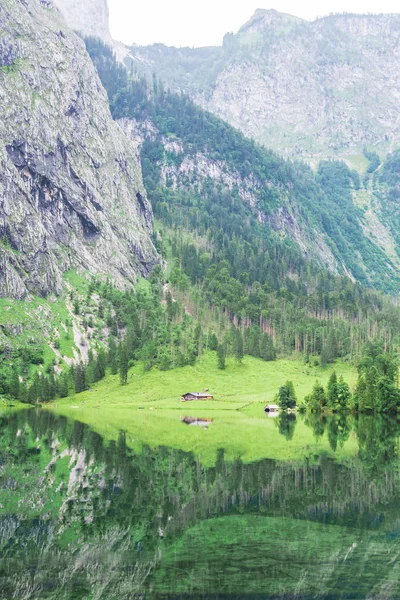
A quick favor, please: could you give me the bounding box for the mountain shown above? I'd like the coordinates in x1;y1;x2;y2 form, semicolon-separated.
1;3;400;405
0;0;157;299
84;39;400;293
52;0;113;44
127;10;400;163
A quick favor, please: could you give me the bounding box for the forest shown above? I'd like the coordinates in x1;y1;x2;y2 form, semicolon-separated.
1;38;400;414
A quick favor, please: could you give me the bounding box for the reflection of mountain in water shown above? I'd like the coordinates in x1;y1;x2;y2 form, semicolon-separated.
1;409;400;598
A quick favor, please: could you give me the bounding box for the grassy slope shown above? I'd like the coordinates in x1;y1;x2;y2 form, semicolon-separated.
0;270;110;375
55;353;357;409
50;354;358;465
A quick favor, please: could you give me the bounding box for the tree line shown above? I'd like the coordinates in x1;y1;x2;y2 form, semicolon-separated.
275;343;400;414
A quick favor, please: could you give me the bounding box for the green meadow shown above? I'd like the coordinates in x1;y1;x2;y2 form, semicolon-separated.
50;353;359;465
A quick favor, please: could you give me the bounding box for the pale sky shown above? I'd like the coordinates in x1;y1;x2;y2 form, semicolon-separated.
108;0;400;47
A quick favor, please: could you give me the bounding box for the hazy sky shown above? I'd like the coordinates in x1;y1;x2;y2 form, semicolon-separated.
108;0;400;47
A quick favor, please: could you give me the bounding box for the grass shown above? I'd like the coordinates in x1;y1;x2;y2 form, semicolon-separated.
64;269;91;294
0;269;109;372
49;354;358;465
346;152;370;173
54;353;357;409
0;294;75;367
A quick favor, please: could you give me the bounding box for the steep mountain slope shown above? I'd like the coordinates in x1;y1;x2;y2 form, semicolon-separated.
84;40;400;293
128;10;400;162
52;0;112;44
0;0;157;299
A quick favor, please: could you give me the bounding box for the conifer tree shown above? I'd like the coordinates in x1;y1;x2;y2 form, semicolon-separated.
217;344;226;370
119;343;129;386
233;329;244;364
8;368;20;400
327;371;338;409
305;380;327;412
58;374;69;398
108;337;119;375
209;332;218;352
260;334;276;361
74;363;87;394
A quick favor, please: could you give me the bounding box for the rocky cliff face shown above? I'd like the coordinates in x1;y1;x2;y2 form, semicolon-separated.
129;10;400;161
0;0;157;299
52;0;112;43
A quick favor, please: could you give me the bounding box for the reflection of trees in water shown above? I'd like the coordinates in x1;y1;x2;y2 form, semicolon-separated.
327;414;352;451
355;413;400;473
300;411;399;471
275;412;297;440
305;412;327;440
2;409;400;597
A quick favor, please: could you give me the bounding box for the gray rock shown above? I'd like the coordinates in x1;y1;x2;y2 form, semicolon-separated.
0;0;157;299
52;0;112;44
129;10;400;161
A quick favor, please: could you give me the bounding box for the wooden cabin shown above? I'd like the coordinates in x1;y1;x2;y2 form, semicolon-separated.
181;392;214;402
264;404;279;413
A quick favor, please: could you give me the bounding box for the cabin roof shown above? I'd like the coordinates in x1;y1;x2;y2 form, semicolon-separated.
265;404;279;409
183;392;213;398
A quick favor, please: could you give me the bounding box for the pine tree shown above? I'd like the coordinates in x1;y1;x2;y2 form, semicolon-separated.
209;333;218;352
108;337;119;375
93;351;106;382
58;374;69;398
260;334;276;361
327;371;338;409
125;325;137;359
217;344;226;370
8;368;20;400
28;374;40;404
74;363;87;394
305;380;327;412
41;376;50;402
233;329;244;364
18;382;28;404
119;343;129;385
365;365;379;412
48;371;56;400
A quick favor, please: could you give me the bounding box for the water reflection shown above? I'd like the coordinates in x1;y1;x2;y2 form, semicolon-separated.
275;411;297;440
275;411;400;471
1;409;400;598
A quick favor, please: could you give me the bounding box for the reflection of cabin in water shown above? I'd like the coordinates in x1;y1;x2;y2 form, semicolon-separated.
181;392;214;402
182;417;213;427
264;404;279;413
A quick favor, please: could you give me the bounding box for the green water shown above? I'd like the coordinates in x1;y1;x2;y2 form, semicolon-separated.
1;409;400;599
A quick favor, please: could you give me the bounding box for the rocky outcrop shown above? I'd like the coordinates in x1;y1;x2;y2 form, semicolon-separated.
52;0;112;44
129;10;400;161
0;0;157;299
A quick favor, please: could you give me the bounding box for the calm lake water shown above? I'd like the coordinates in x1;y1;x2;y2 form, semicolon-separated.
1;408;400;599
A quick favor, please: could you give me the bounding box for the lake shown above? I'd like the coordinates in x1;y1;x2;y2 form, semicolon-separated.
1;407;400;599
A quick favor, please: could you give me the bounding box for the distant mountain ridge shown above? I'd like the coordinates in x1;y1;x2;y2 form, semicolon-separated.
51;2;400;163
127;9;400;164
